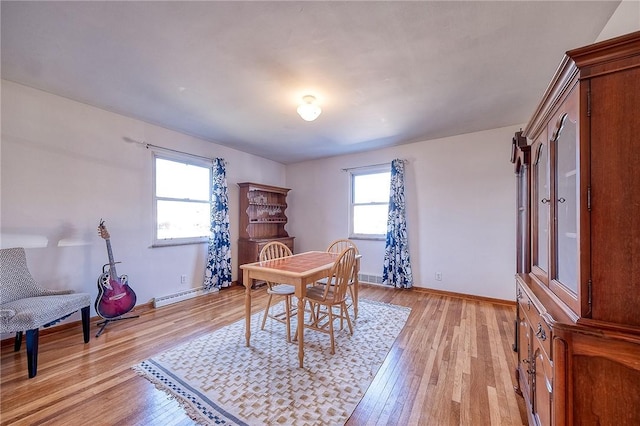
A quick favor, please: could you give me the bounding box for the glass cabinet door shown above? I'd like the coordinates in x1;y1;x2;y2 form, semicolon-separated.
554;113;578;295
532;137;549;283
516;166;529;274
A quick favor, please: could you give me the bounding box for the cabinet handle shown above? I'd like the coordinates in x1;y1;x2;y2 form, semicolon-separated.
536;323;547;341
558;197;566;203
516;288;522;300
541;198;551;204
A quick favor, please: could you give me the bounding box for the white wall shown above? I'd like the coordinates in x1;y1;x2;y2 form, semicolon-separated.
596;0;640;42
1;80;286;317
285;125;521;301
6;1;633;311
284;0;640;303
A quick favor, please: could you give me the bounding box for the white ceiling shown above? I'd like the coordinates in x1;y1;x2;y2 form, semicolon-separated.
1;1;620;164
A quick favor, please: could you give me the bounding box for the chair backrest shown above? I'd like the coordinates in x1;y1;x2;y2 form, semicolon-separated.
326;239;359;255
0;247;45;304
326;239;358;282
259;241;293;289
323;247;356;304
260;241;293;262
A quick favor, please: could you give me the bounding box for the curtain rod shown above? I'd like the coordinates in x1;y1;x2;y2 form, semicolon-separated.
123;136;225;163
341;159;408;172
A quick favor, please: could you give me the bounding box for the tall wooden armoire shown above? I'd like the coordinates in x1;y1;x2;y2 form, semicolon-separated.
512;31;640;425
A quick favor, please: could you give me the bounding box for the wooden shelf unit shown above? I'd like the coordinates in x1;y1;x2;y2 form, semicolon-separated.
237;182;294;285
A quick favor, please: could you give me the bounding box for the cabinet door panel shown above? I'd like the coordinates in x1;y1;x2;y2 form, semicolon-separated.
518;320;532;396
548;88;581;314
554;112;578;294
516;165;531;274
589;68;640;326
533;345;552;426
532;135;550;283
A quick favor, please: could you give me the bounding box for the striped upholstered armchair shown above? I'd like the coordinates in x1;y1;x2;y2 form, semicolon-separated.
0;247;91;378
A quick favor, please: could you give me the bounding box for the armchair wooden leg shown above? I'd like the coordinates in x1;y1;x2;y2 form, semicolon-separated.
14;331;23;352
81;306;90;343
25;328;39;378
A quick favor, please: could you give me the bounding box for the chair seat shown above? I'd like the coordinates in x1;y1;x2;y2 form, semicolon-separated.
305;285;337;302
0;293;92;333
267;284;296;295
316;277;354;286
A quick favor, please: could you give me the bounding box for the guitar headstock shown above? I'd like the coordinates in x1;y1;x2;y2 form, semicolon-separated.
98;219;110;240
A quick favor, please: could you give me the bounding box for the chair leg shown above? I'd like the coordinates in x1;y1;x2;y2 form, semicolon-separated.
25;328;39;378
349;284;358;319
309;300;318;324
284;295;292;342
343;302;354;335
328;307;335;355
14;331;23;352
81;306;90;343
261;293;273;330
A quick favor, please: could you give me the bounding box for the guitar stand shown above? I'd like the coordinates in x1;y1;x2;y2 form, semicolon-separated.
95;314;139;338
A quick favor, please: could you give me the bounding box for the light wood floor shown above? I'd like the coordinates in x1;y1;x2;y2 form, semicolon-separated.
1;284;526;425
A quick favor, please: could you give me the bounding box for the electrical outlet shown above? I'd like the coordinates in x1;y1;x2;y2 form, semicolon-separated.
435;272;442;281
180;274;187;284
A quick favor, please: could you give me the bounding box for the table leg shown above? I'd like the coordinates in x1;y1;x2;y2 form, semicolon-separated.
243;269;251;347
353;257;360;319
297;292;305;368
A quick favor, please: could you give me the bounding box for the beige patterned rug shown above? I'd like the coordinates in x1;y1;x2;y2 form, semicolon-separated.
133;299;411;426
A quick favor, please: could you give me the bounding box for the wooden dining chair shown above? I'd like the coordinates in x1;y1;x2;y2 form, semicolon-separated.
298;247;356;354
259;241;296;342
316;239;359;320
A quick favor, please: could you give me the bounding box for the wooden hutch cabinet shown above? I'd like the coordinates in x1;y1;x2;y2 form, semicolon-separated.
512;31;640;426
237;182;294;285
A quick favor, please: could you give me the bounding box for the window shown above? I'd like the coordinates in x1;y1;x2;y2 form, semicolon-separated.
349;167;391;239
153;154;211;246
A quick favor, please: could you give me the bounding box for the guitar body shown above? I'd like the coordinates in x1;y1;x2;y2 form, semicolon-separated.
96;220;138;319
95;271;137;319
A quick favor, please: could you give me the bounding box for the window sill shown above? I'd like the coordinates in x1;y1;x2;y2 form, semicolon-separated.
151;240;207;248
349;235;386;241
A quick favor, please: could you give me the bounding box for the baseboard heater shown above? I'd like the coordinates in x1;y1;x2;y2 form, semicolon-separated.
153;286;215;308
359;274;384;285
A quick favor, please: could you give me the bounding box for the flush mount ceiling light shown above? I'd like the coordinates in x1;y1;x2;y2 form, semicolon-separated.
297;95;322;121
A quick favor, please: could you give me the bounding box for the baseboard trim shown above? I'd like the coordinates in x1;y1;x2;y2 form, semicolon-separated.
410;286;515;306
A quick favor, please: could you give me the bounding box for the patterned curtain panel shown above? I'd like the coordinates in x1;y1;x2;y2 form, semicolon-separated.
382;159;414;288
204;158;232;290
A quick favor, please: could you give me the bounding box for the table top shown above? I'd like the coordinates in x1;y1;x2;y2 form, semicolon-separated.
240;251;339;277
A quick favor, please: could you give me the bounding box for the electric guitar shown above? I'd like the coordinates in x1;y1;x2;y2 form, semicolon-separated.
96;220;137;319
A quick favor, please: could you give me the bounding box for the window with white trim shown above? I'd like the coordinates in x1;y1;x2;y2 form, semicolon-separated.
153;153;211;246
349;167;391;239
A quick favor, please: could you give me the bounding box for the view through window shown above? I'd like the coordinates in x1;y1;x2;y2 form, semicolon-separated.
153;155;211;245
350;168;390;238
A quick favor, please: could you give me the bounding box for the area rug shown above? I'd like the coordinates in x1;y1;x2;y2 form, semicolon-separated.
133;299;411;426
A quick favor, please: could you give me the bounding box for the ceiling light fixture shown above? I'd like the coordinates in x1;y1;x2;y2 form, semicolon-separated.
297;95;322;121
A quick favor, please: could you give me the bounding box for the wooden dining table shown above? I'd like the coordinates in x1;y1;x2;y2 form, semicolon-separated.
240;250;360;368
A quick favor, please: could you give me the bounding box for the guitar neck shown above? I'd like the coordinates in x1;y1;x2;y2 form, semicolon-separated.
105;238;118;276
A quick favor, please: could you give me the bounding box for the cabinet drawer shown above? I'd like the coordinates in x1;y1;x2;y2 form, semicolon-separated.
531;310;551;359
517;284;552;360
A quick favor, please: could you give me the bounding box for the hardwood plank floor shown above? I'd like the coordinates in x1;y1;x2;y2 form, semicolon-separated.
1;285;527;425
